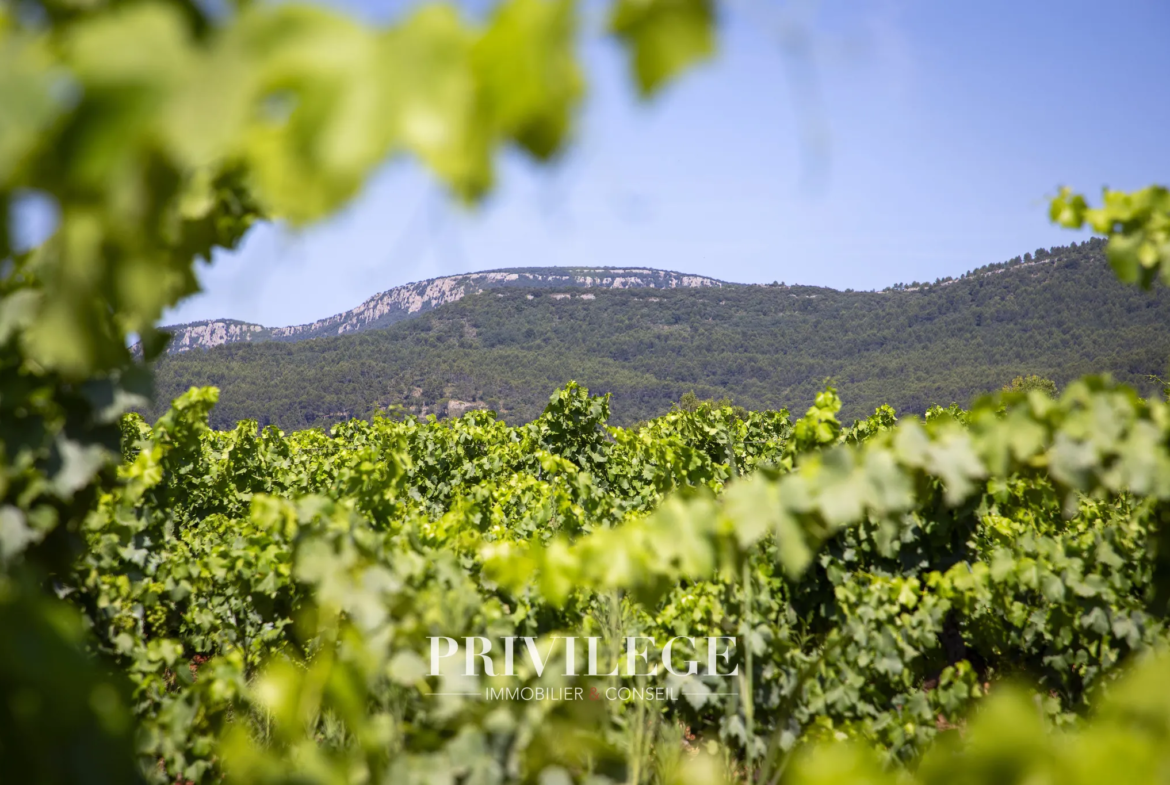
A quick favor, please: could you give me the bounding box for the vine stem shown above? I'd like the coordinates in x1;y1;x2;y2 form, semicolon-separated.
742;558;755;780
725;424;756;780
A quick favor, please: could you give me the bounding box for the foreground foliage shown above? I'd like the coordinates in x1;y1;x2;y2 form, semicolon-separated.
0;0;713;776
5;0;1170;783
27;377;1170;784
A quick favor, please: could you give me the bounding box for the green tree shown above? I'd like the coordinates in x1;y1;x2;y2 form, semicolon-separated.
1003;374;1058;397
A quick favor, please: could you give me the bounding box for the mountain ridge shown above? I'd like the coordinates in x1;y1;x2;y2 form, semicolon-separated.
161;266;727;353
147;238;1170;430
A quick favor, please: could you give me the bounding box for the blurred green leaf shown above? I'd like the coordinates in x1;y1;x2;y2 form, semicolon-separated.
610;0;716;97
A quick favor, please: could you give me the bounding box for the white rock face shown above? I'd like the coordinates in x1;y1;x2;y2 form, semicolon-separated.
167;321;264;351
158;267;725;353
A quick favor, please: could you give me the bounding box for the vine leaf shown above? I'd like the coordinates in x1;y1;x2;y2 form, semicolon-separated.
609;0;716;97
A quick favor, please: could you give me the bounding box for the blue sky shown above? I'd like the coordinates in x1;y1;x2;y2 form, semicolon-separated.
166;0;1170;328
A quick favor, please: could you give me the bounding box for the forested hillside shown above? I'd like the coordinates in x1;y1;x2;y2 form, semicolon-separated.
149;239;1169;429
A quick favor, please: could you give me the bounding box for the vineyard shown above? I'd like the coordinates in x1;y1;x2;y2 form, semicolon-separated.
10;373;1170;784
4;0;1170;783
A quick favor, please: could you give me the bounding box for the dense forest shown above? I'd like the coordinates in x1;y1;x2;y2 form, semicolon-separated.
149;238;1170;429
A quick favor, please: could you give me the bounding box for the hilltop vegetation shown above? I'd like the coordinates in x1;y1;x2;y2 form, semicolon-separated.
150;239;1170;430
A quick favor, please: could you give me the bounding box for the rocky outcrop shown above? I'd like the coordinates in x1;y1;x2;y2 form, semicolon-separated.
165;320;266;351
155;266;726;354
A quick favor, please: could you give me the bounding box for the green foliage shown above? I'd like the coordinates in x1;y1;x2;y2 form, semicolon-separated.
6;1;1170;783
788;649;1170;785
23;377;1170;783
677;391;702;412
609;0;716;96
1003;374;1058;397
676;391;747;420
0;573;144;785
1051;185;1170;287
0;1;714;781
1148;374;1170;402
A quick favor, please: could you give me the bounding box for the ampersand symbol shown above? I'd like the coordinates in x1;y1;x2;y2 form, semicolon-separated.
589;687;601;701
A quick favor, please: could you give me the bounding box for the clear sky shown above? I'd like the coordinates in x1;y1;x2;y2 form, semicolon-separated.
164;0;1170;328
